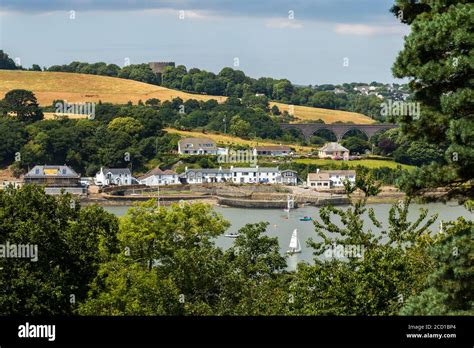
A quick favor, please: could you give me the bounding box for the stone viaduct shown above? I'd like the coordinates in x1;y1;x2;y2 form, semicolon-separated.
279;123;398;141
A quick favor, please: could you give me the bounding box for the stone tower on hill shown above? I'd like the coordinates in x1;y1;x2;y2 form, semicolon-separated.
148;62;175;84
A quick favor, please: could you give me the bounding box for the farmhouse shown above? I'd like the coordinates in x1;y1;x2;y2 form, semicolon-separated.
318;142;350;160
138;167;179;186
253;145;292;157
307;169;356;190
23;165;85;195
94;167;136;186
178;138;221;155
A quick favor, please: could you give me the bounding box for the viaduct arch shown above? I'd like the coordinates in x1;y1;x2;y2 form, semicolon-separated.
280;123;398;141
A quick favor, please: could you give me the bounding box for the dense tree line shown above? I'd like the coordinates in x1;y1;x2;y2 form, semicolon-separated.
0;50;41;71
161;65;396;121
46;61;159;85
389;0;473;198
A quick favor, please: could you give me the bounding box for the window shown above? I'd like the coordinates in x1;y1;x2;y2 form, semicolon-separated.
35;169;40;174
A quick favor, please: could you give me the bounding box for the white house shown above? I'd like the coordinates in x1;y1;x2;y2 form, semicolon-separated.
94;167;136;186
178;137;220;155
138;167;179;186
231;166;281;184
253;145;292;157
307;169;356;190
318;142;350;160
180;167;232;184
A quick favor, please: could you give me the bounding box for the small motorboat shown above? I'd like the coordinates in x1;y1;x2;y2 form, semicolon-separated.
299;216;312;221
224;232;240;238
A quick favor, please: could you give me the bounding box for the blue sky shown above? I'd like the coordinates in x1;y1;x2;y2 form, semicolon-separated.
0;0;409;85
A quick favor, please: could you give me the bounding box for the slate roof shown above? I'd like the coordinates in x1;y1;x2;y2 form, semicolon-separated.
179;137;217;150
231;167;280;173
138;167;177;180
103;168;131;176
24;165;80;178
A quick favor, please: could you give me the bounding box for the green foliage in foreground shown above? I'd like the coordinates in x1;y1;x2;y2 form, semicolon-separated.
400;217;473;315
0;183;471;315
0;185;119;315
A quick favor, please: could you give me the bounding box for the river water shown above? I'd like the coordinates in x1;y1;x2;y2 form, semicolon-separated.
103;202;472;271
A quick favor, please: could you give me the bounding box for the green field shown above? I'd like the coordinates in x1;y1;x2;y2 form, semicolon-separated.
294;158;413;170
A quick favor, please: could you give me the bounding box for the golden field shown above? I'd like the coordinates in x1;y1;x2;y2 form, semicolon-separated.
0;70;374;124
271;102;374;124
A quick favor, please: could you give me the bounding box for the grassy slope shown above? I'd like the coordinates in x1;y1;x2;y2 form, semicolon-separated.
0;70;374;124
294;158;413;170
164;128;314;152
270;102;374;124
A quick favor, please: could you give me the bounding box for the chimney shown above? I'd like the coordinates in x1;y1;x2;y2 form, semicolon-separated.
317;168;320;174
230;165;234;170
185;166;188;171
219;166;222;171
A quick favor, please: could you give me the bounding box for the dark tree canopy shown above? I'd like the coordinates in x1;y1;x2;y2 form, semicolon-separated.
391;0;474;196
2;89;44;123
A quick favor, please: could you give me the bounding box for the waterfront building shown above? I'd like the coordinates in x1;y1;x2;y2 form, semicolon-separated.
138;167;179;186
180;167;232;184
23;164;85;195
179;166;298;185
94;167;136;186
307;169;356;190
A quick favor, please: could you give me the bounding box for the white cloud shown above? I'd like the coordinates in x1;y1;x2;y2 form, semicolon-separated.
334;23;408;36
137;8;220;20
265;18;303;29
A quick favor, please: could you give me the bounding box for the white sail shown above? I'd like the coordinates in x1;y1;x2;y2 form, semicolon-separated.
289;229;298;249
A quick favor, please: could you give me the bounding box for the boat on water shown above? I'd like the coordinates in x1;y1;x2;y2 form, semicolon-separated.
286;228;302;254
225;232;240;238
299;216;312;221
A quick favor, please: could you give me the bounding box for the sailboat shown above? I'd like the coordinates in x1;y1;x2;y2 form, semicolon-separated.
286;228;302;254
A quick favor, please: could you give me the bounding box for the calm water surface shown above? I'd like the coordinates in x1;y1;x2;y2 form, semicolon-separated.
103;203;472;271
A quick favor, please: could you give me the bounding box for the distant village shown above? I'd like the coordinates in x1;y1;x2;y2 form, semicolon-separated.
2;137;357;196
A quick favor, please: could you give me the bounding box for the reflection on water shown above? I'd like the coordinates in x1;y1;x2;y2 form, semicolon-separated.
102;202;472;271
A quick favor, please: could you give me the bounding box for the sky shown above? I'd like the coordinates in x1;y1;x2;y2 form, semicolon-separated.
0;0;409;85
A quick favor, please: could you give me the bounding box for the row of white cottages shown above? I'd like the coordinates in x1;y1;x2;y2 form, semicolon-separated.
94;166;298;186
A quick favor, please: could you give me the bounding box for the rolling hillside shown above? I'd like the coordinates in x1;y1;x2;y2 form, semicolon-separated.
164;128;314;153
0;70;374;124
